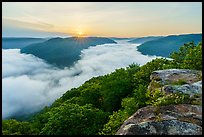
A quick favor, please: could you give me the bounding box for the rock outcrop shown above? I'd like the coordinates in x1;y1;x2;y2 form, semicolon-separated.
149;69;202;104
116;104;202;135
116;69;202;135
150;69;201;85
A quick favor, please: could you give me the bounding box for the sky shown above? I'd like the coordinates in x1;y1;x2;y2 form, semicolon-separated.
2;2;202;38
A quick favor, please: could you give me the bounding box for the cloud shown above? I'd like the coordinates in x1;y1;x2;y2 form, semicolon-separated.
2;17;54;30
2;17;70;37
2;40;160;119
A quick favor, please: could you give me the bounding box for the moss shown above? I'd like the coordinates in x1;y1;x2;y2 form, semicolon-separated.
154;107;162;122
171;79;187;85
153;92;191;107
184;93;202;106
148;80;163;92
197;71;202;81
146;89;165;106
190;100;202;106
153;76;162;81
153;81;162;88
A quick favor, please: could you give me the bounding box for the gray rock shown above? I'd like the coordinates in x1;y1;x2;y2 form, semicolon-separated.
176;81;202;95
162;81;202;96
116;104;202;135
149;69;202;104
118;120;201;135
117;69;202;135
192;81;202;91
150;69;202;85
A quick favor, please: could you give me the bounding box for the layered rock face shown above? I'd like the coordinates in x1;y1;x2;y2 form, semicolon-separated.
116;69;202;135
150;69;201;84
149;69;202;105
116;104;202;135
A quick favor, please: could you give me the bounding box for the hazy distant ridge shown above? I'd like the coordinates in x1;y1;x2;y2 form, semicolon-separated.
2;37;46;49
20;37;116;68
137;33;202;57
128;36;163;44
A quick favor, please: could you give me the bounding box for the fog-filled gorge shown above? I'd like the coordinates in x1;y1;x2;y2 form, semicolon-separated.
2;41;161;119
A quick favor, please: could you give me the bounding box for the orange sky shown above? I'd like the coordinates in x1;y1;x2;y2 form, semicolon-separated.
2;2;202;37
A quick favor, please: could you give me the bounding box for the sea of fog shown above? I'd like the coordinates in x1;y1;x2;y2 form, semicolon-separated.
2;40;162;119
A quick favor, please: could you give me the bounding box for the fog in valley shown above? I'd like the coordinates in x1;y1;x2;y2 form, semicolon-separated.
2;40;161;119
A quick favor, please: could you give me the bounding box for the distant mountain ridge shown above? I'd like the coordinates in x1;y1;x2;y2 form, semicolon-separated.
128;36;164;44
109;37;133;41
20;37;117;68
2;37;46;49
137;33;202;57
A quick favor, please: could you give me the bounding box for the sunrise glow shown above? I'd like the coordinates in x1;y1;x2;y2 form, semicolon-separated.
2;2;202;37
77;32;84;37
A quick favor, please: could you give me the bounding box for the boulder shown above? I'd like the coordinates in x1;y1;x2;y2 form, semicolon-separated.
116;69;202;135
116;104;202;135
150;69;202;85
162;81;202;96
148;69;202;104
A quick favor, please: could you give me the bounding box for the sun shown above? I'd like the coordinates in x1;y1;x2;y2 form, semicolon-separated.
77;31;83;37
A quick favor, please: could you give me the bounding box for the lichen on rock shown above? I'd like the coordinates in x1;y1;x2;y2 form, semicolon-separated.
116;104;202;135
116;69;202;135
148;69;202;105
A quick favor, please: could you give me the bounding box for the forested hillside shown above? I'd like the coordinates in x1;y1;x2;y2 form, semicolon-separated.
20;37;116;68
3;41;202;135
137;33;202;57
128;36;163;44
2;38;46;49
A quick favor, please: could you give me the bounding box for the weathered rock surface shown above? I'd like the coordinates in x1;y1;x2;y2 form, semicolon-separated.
116;69;202;135
162;81;202;96
149;69;202;104
150;69;202;85
116;104;202;135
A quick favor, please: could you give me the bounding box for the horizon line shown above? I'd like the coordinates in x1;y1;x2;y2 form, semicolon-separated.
2;32;202;39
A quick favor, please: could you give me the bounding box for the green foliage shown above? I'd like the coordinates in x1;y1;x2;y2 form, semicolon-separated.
132;58;173;89
101;68;133;112
126;63;140;88
133;84;148;107
2;119;39;135
51;88;81;107
40;103;108;135
99;110;129;135
4;40;202;135
171;42;196;63
30;106;52;131
80;82;102;107
153;93;190;107
146;89;165;105
170;41;202;70
51;76;104;108
121;97;139;116
100;84;148;135
126;63;140;78
190;93;202;105
182;42;202;70
171;79;187;85
146;89;190;107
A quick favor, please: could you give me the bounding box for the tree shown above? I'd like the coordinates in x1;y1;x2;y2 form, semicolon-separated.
100;68;133;112
182;42;202;70
40;103;108;135
2;119;39;135
170;41;202;70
